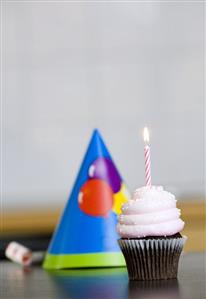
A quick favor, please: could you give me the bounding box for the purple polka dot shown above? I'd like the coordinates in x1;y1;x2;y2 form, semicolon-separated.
89;157;121;193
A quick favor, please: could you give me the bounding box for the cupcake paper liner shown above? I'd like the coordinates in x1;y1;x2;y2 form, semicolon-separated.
118;236;187;281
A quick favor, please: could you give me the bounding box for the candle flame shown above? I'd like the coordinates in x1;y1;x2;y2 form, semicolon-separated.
143;127;150;144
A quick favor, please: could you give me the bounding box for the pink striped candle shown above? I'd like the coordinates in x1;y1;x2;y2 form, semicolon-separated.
143;127;152;187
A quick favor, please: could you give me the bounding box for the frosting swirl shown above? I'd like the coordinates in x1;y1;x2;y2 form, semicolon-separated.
117;186;184;238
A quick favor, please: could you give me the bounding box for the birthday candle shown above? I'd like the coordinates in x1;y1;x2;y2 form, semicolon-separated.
143;127;152;187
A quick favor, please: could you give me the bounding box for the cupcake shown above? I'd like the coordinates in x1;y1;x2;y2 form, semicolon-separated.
117;185;187;280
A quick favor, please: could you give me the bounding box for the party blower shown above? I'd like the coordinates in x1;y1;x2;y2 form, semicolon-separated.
43;129;130;269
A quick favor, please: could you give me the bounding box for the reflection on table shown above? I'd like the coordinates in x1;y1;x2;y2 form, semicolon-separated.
47;267;180;299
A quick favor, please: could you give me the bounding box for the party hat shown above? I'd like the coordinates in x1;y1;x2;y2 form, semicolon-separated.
43;129;130;269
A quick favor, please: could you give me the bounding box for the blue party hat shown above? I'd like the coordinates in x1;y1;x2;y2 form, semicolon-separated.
43;129;130;269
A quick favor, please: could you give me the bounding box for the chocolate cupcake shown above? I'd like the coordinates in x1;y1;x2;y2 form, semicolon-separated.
117;186;187;280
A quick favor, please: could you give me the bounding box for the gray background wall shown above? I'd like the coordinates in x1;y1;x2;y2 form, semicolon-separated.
2;2;205;211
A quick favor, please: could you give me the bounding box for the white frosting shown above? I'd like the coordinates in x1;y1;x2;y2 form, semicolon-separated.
117;186;185;238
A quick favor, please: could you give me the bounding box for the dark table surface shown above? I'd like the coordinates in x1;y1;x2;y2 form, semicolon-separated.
1;252;205;299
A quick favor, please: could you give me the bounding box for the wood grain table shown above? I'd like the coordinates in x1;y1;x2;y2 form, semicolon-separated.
1;252;205;299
